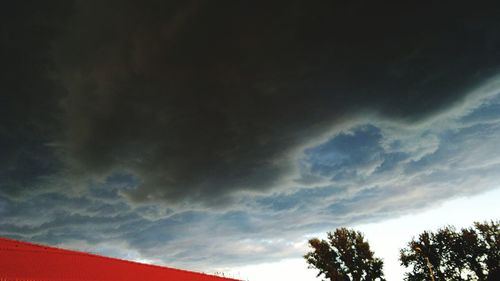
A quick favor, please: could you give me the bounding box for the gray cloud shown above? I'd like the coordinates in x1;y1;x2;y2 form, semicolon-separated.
0;1;72;199
3;84;500;269
48;1;500;207
297;83;500;218
2;1;500;273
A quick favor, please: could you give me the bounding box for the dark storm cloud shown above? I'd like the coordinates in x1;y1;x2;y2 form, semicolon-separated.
6;1;500;206
4;1;500;273
0;2;73;199
2;84;500;269
54;0;500;206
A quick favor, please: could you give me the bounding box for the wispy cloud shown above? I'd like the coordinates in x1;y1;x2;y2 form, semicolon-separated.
2;77;500;270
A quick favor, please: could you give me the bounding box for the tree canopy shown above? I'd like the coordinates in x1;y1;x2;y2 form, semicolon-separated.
304;228;385;281
400;220;499;281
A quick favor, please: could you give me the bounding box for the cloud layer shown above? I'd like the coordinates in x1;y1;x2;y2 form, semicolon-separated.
2;76;500;270
52;1;500;207
2;0;500;272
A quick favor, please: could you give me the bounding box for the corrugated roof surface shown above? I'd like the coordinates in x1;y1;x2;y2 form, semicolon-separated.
0;237;240;281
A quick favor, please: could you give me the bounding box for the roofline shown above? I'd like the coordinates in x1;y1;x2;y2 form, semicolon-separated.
0;236;241;281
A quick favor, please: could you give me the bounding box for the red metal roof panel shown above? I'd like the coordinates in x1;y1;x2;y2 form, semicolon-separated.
0;237;240;281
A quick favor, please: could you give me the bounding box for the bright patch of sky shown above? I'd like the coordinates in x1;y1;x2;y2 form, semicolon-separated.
225;188;500;281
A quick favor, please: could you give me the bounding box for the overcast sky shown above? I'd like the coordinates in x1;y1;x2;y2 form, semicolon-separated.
1;1;500;280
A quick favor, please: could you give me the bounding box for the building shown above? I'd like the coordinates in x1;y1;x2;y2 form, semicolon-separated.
0;237;240;281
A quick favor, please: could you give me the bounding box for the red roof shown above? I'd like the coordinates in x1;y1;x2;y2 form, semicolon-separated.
0;237;240;281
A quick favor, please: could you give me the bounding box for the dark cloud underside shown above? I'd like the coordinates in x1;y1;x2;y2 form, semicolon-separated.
4;1;500;206
0;2;72;198
57;1;500;206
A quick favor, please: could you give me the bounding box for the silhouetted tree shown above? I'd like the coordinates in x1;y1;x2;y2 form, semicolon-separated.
304;228;385;281
400;220;499;281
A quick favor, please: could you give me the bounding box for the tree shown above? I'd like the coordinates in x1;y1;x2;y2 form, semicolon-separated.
400;220;499;281
304;228;385;281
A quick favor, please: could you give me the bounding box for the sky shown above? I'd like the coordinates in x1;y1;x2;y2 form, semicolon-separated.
225;188;500;281
1;1;500;280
